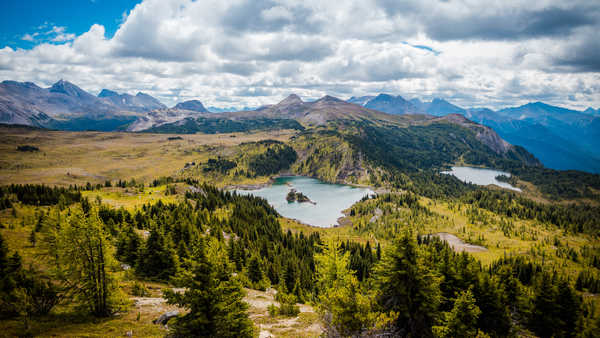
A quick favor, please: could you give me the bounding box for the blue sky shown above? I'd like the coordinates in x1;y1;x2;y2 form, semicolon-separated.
0;0;598;110
0;0;140;49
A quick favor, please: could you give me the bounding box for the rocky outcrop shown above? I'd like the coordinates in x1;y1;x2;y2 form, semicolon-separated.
173;100;208;112
153;310;179;325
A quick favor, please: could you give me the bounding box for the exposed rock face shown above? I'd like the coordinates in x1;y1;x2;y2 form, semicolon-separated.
364;94;420;115
127;109;206;131
173;100;208;112
433;114;512;154
475;126;512;154
0;80;166;127
153;310;179;325
99;89;166;112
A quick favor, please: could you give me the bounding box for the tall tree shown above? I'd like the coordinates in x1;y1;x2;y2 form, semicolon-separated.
373;232;441;337
136;225;178;280
49;206;120;317
164;238;254;337
315;241;376;337
437;290;481;338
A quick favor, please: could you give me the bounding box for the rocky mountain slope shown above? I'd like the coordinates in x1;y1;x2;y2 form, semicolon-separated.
172;100;208;112
350;94;600;173
0;80;165;130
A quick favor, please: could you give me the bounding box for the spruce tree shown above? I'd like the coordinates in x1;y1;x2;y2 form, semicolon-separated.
373;232;441;337
164;238;253;337
136;226;178;280
247;256;263;284
49;207;119;317
315;241;376;336
440;290;481;338
531;273;559;337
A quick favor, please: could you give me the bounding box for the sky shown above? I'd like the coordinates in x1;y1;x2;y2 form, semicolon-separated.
0;0;599;110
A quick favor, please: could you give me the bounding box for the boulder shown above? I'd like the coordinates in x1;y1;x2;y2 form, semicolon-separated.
153;310;179;325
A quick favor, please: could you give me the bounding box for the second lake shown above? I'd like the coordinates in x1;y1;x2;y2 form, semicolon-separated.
442;166;522;191
235;176;373;228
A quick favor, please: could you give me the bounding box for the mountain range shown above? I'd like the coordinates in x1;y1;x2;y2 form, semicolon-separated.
350;94;600;173
1;79;598;173
0;80;207;131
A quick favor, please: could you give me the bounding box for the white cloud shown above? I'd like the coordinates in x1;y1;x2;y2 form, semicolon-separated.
1;0;599;110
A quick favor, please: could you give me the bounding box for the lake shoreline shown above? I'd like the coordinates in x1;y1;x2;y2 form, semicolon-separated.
232;175;373;228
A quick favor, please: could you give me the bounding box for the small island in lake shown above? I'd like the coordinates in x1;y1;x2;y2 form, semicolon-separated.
286;188;315;204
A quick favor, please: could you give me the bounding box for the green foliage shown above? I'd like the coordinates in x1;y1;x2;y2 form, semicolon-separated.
136;226;179;281
45;205;123;317
374;233;442;337
511;167;600;201
345;121;534;173
436;290;481;338
462;189;600;235
203;157;237;174
315;241;376;336
145;117;304;134
164;238;254;338
247;256;263;284
246;140;297;176
1;184;81;206
531;274;582;338
115;224;141;267
270;293;300;317
130;281;149;297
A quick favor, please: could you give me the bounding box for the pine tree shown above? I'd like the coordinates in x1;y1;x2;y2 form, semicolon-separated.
531;273;559;337
29;229;36;247
115;224;141;266
136;226;178;280
439;290;481;338
49;207;120;317
555;279;581;337
315;241;376;336
473;274;511;336
247;256;263;284
373;233;441;337
164;238;253;337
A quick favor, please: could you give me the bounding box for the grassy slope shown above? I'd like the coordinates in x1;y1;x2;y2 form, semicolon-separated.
1;126;599;335
0;126;295;187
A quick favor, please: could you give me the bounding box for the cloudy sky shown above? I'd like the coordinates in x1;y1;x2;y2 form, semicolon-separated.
1;0;599;110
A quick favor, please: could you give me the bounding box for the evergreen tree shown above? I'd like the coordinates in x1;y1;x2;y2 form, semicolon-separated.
164;238;253;337
136;226;178;280
48;207;120;317
555;279;582;337
531;273;559;337
473;274;511;336
438;290;481;338
115;224;141;266
247;256;263;284
373;233;441;337
315;241;376;336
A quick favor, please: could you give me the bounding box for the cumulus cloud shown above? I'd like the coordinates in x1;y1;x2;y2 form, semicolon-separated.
0;0;599;110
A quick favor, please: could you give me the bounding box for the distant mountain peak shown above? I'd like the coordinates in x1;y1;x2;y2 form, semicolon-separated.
316;95;343;103
278;94;303;105
49;79;93;98
173;100;208;112
98;89;118;97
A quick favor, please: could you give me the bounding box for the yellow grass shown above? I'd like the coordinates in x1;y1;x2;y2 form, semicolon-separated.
0;126;295;187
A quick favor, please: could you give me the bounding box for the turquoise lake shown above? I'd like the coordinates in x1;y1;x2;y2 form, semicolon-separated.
442;166;521;191
235;176;373;228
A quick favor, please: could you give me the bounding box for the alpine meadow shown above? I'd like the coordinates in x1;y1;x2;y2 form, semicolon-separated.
1;1;600;337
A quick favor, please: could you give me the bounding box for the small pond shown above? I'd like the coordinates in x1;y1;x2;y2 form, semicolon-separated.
235;176;373;228
441;166;521;191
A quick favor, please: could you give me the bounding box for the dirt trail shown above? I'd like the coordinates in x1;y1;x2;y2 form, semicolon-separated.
129;287;322;337
430;232;488;252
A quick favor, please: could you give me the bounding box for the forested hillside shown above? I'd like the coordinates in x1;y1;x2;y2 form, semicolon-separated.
1;118;599;337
